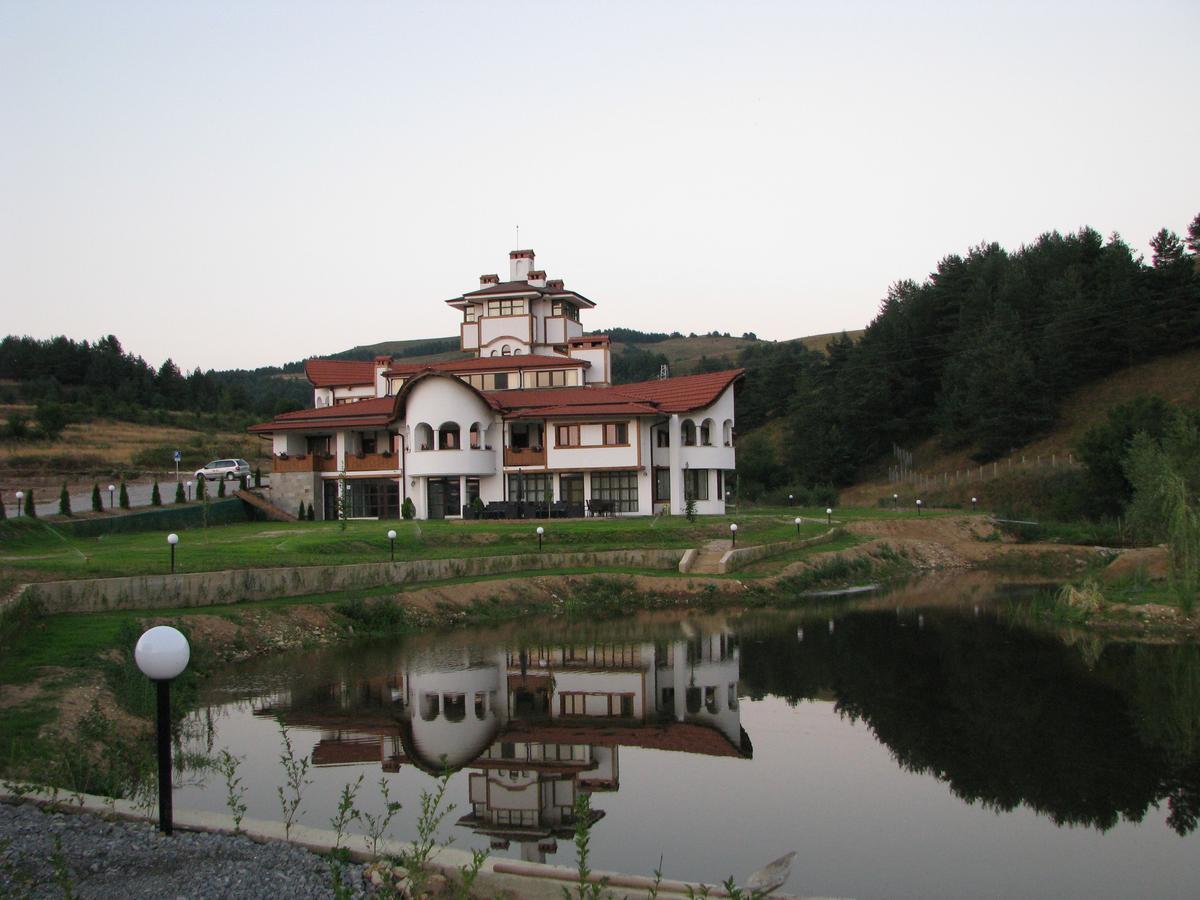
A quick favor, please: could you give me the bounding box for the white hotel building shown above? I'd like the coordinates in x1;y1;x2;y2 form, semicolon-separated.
251;249;742;520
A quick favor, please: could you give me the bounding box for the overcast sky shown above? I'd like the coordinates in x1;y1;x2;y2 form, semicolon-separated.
2;1;1196;371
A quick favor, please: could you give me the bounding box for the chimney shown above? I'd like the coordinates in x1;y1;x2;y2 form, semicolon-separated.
527;269;546;287
509;248;535;281
479;273;499;288
546;279;564;290
374;355;393;368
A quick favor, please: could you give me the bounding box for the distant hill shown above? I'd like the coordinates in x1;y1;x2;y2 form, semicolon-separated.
310;328;866;381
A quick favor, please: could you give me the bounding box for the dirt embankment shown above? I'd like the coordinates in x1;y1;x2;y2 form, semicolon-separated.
779;514;1100;578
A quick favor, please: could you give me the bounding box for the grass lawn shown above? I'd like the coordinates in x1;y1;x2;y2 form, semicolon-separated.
0;509;878;580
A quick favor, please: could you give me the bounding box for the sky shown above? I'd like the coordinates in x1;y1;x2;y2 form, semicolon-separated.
2;1;1197;372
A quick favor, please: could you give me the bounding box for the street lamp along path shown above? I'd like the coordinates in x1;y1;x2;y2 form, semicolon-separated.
134;626;190;836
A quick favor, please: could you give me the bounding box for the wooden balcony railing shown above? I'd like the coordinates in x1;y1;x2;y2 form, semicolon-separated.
272;454;317;473
504;446;546;468
344;452;400;472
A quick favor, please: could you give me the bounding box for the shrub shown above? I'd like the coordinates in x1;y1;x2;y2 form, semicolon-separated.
306;502;315;521
150;481;162;507
174;482;185;504
24;489;36;518
297;501;306;520
91;483;102;512
196;478;206;501
0;493;6;519
217;480;226;498
59;482;72;517
118;481;130;509
254;467;262;487
402;497;416;520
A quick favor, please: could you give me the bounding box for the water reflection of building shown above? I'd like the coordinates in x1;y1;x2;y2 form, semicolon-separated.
256;631;751;863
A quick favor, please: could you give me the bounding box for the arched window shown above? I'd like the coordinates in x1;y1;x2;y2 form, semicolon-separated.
490;350;498;357
513;348;522;355
501;344;512;356
414;423;434;452
470;423;481;449
419;692;440;721
681;419;697;447
723;419;733;446
443;692;466;723
438;421;460;450
700;418;715;446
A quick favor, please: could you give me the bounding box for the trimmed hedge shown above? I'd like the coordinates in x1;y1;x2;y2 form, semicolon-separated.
62;498;258;537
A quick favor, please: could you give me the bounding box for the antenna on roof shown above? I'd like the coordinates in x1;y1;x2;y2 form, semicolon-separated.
515;224;519;248
658;363;670;380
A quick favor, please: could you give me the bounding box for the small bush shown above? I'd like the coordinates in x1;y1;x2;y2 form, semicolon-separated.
217;480;226;498
196;478;206;501
118;482;130;509
59;482;72;517
254;467;262;487
91;483;103;512
150;481;162;507
335;597;410;633
24;489;36;518
297;501;306;520
306;502;315;521
174;482;186;504
401;497;415;520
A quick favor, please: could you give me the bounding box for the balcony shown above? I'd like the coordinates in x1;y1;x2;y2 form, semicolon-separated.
272;454;317;474
504;446;546;468
344;452;400;472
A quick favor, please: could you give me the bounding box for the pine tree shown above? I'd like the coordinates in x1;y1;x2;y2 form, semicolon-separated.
306;502;314;521
0;493;7;520
91;483;102;512
1187;213;1200;255
298;500;306;520
175;482;186;504
217;479;226;498
1150;228;1184;268
238;474;247;490
196;477;206;501
24;489;36;518
151;480;162;506
118;481;130;509
59;482;72;517
254;467;262;487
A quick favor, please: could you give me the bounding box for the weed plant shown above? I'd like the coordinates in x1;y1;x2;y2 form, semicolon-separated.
275;723;312;842
215;749;248;833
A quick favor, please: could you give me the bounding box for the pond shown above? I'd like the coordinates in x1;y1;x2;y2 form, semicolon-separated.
174;575;1200;898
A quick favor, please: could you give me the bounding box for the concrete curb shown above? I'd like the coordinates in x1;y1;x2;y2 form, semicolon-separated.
0;784;760;898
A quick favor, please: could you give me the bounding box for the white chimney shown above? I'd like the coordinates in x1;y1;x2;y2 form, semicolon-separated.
509;249;535;281
479;273;499;289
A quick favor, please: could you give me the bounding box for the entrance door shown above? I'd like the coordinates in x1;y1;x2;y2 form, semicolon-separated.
427;477;462;519
560;474;584;518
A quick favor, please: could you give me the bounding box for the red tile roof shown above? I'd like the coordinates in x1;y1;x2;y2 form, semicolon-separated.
248;396;397;433
256;366;743;432
386;354;588;377
613;369;744;413
304;358;376;387
447;281;596;308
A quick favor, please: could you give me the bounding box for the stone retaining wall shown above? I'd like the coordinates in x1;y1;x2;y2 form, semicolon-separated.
718;529;838;574
20;548;688;615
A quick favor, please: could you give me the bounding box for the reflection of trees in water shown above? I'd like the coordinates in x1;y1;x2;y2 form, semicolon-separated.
738;610;1200;835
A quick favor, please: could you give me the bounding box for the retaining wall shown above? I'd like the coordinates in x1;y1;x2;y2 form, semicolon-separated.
718;529;838;574
20;548;688;615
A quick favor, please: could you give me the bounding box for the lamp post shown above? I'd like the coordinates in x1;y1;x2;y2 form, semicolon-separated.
167;533;178;573
134;626;190;836
14;491;23;518
794;516;802;535
729;522;738;548
387;529;397;562
892;493;898;511
826;507;833;525
916;499;923;516
971;496;978;512
186;480;193;502
788;494;794;507
108;484;116;510
536;525;544;551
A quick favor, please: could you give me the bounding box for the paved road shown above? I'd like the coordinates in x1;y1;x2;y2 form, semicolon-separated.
12;474;270;519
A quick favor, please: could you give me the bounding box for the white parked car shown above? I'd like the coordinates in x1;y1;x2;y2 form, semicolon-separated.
194;458;251;482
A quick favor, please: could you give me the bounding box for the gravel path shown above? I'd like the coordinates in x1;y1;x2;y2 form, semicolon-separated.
0;800;364;899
